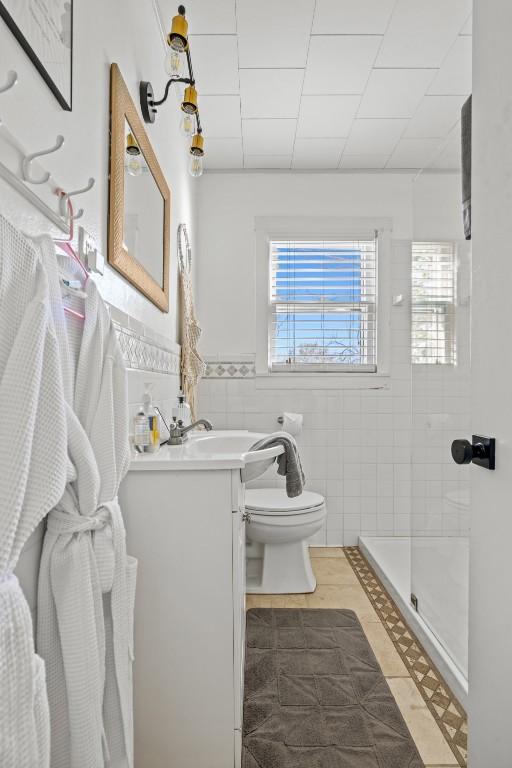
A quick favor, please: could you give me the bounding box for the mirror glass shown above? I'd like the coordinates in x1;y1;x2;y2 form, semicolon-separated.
122;120;165;286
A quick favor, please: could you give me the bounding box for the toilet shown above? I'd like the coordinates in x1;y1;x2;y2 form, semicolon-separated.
244;488;326;594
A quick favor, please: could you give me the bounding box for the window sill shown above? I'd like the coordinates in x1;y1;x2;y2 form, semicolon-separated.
254;372;391;390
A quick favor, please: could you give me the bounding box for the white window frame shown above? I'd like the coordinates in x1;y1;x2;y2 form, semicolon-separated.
255;217;392;388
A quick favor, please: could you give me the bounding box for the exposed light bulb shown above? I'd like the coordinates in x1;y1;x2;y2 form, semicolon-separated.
164;48;183;77
180;113;195;137
127;155;142;177
189;154;203;178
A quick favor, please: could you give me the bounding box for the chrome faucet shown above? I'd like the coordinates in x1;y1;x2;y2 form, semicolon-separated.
167;417;214;445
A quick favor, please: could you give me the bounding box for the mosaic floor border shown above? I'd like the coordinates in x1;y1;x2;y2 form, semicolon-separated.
344;546;468;767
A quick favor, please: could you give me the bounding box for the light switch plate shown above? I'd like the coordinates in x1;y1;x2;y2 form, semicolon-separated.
78;226;104;275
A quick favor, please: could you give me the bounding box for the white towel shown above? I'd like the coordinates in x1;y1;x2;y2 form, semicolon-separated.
0;216;68;768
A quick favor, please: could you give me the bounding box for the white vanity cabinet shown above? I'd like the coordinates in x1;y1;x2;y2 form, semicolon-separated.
120;464;247;768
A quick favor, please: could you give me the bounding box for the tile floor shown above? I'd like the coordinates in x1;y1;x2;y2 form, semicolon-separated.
245;546;460;768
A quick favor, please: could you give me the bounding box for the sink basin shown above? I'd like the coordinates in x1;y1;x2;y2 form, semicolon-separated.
185;430;269;457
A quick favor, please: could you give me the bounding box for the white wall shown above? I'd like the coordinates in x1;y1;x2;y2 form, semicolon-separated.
0;0;195;345
0;0;195;609
469;0;512;763
196;171;464;545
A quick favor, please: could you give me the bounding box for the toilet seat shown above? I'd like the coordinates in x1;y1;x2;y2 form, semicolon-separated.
245;488;324;516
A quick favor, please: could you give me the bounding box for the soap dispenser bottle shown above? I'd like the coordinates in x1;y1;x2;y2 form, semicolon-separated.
143;383;160;453
172;389;192;427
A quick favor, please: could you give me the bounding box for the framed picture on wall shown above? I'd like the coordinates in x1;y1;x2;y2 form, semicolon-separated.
0;0;73;110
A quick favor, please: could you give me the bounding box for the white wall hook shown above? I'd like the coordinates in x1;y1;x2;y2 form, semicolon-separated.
0;70;17;94
59;177;95;219
22;134;65;184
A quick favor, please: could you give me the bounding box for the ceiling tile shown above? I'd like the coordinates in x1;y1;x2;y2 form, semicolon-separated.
204;138;243;168
297;95;359;138
386;138;443;168
312;0;396;34
188;35;239;94
358;69;435;118
172;0;236;34
344;118;407;154
242;119;297;154
429;124;461;169
237;0;315;68
199;95;241;137
339;154;389;169
303;36;382;95
404;95;466;138
240;69;303;119
244;155;292;169
427;37;472;95
292;139;345;169
375;0;472;68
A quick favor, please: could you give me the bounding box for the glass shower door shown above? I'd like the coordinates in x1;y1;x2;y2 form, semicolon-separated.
410;173;471;683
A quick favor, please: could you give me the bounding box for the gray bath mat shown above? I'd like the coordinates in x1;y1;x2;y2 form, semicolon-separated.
243;608;424;768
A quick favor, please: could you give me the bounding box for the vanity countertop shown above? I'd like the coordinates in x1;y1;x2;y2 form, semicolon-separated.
128;430;283;472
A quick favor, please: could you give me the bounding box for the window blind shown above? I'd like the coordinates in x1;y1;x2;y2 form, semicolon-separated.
411;241;456;365
269;237;378;372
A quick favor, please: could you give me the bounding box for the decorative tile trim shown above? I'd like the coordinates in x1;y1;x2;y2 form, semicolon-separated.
204;361;256;378
113;321;180;375
344;546;468;768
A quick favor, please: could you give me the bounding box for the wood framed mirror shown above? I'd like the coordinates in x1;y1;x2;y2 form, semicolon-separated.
108;63;170;312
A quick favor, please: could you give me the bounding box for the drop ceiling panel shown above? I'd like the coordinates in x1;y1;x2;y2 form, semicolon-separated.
199;95;241;137
240;69;304;119
375;0;472;68
404;95;466;138
430;125;461;169
312;0;396;35
245;155;292;169
188;35;239;94
427;37;472;95
340;154;389;169
172;1;473;171
204;138;243;168
460;14;472;35
297;95;360;138
242;119;296;154
292;139;345;169
176;0;237;34
344;119;408;154
303;36;382;95
387;138;442;168
237;0;315;68
358;69;435;118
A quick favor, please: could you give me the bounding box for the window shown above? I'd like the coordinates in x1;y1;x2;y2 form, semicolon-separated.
411;241;456;365
269;237;378;372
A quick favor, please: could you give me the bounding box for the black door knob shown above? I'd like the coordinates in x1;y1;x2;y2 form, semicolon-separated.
451;439;473;464
451;435;496;470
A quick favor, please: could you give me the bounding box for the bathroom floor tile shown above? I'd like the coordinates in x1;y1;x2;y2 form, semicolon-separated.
305;584;380;622
246;594;273;609
312;557;359;586
387;678;459;766
361;620;409;677
271;594;308;608
309;547;346;559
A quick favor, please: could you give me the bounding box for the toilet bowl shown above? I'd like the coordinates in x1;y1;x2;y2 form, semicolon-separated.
245;488;326;594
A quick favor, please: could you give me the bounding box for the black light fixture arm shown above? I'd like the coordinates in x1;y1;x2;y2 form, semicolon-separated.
152;76;193;107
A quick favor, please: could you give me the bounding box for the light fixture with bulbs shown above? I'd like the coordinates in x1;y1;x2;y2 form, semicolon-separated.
140;5;205;177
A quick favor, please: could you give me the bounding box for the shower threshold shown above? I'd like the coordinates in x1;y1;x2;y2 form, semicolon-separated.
359;535;468;708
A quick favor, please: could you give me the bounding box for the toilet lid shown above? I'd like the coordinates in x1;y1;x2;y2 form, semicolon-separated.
244;488;325;515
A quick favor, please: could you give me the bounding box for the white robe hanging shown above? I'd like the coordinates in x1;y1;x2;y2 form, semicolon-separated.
36;236;135;768
0;216;68;768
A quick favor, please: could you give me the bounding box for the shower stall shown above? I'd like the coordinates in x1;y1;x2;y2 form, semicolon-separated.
360;169;471;706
